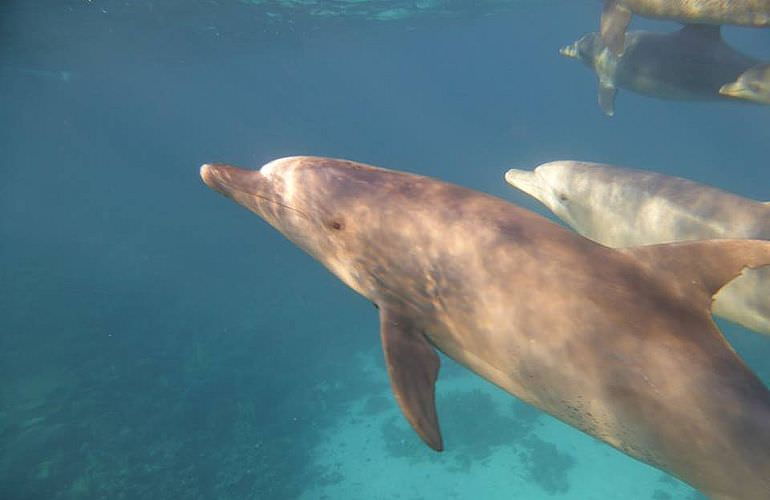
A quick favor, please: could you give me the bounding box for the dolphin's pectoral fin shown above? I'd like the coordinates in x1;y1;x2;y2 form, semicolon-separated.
600;0;631;55
620;239;770;310
598;81;617;117
379;305;443;451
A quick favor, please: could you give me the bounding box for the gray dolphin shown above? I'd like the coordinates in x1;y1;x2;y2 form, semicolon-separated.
721;63;770;104
561;25;759;116
201;157;770;498
505;161;770;337
600;0;770;55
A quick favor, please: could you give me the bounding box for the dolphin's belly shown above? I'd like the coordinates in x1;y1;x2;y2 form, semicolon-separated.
427;291;664;429
425;280;770;492
431;318;661;464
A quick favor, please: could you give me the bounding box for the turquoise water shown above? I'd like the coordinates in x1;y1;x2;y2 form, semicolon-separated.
2;1;769;498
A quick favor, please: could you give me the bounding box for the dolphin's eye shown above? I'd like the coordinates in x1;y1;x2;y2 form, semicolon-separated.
328;219;345;231
559;193;569;202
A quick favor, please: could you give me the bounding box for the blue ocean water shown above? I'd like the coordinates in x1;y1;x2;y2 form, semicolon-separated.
1;1;769;499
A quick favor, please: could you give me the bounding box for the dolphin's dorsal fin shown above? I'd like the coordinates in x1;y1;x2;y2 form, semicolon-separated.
379;305;443;451
679;23;722;41
620;239;770;308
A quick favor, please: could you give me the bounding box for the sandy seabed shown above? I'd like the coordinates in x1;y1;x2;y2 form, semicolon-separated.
299;351;699;500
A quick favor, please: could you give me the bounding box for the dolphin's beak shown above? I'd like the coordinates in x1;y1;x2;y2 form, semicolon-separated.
200;162;277;215
505;168;543;201
719;81;746;99
200;162;292;227
201;163;232;196
200;163;260;198
560;43;578;59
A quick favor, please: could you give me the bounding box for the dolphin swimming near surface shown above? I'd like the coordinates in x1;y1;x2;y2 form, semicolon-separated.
599;0;770;55
201;157;770;498
505;161;770;337
561;25;759;116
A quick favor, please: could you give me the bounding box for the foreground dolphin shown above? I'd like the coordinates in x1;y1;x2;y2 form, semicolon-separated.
600;0;770;55
721;63;770;104
561;25;759;116
201;157;770;498
505;161;770;337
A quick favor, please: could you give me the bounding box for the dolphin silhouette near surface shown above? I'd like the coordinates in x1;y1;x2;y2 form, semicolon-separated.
201;157;770;499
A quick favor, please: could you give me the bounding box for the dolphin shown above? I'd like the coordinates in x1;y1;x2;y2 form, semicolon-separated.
721;63;770;104
505;161;770;337
201;157;770;498
600;0;770;55
560;25;759;116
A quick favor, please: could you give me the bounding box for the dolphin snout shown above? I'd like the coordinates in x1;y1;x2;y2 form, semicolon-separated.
505;168;543;200
200;163;228;194
719;81;745;99
200;163;219;189
560;43;578;58
200;163;260;198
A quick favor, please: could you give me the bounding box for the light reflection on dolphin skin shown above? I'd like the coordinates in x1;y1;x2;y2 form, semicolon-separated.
202;157;770;499
599;0;770;55
506;161;770;338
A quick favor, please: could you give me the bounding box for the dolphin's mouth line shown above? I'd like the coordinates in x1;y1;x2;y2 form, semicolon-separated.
227;186;310;220
201;164;311;219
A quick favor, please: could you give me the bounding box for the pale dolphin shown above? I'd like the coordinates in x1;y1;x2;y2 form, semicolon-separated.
506;161;770;337
599;0;770;55
202;157;770;498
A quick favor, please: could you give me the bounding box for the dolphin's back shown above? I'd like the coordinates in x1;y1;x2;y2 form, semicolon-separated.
616;28;758;100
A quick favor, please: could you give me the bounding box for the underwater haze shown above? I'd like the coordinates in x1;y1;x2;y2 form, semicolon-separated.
2;1;769;499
